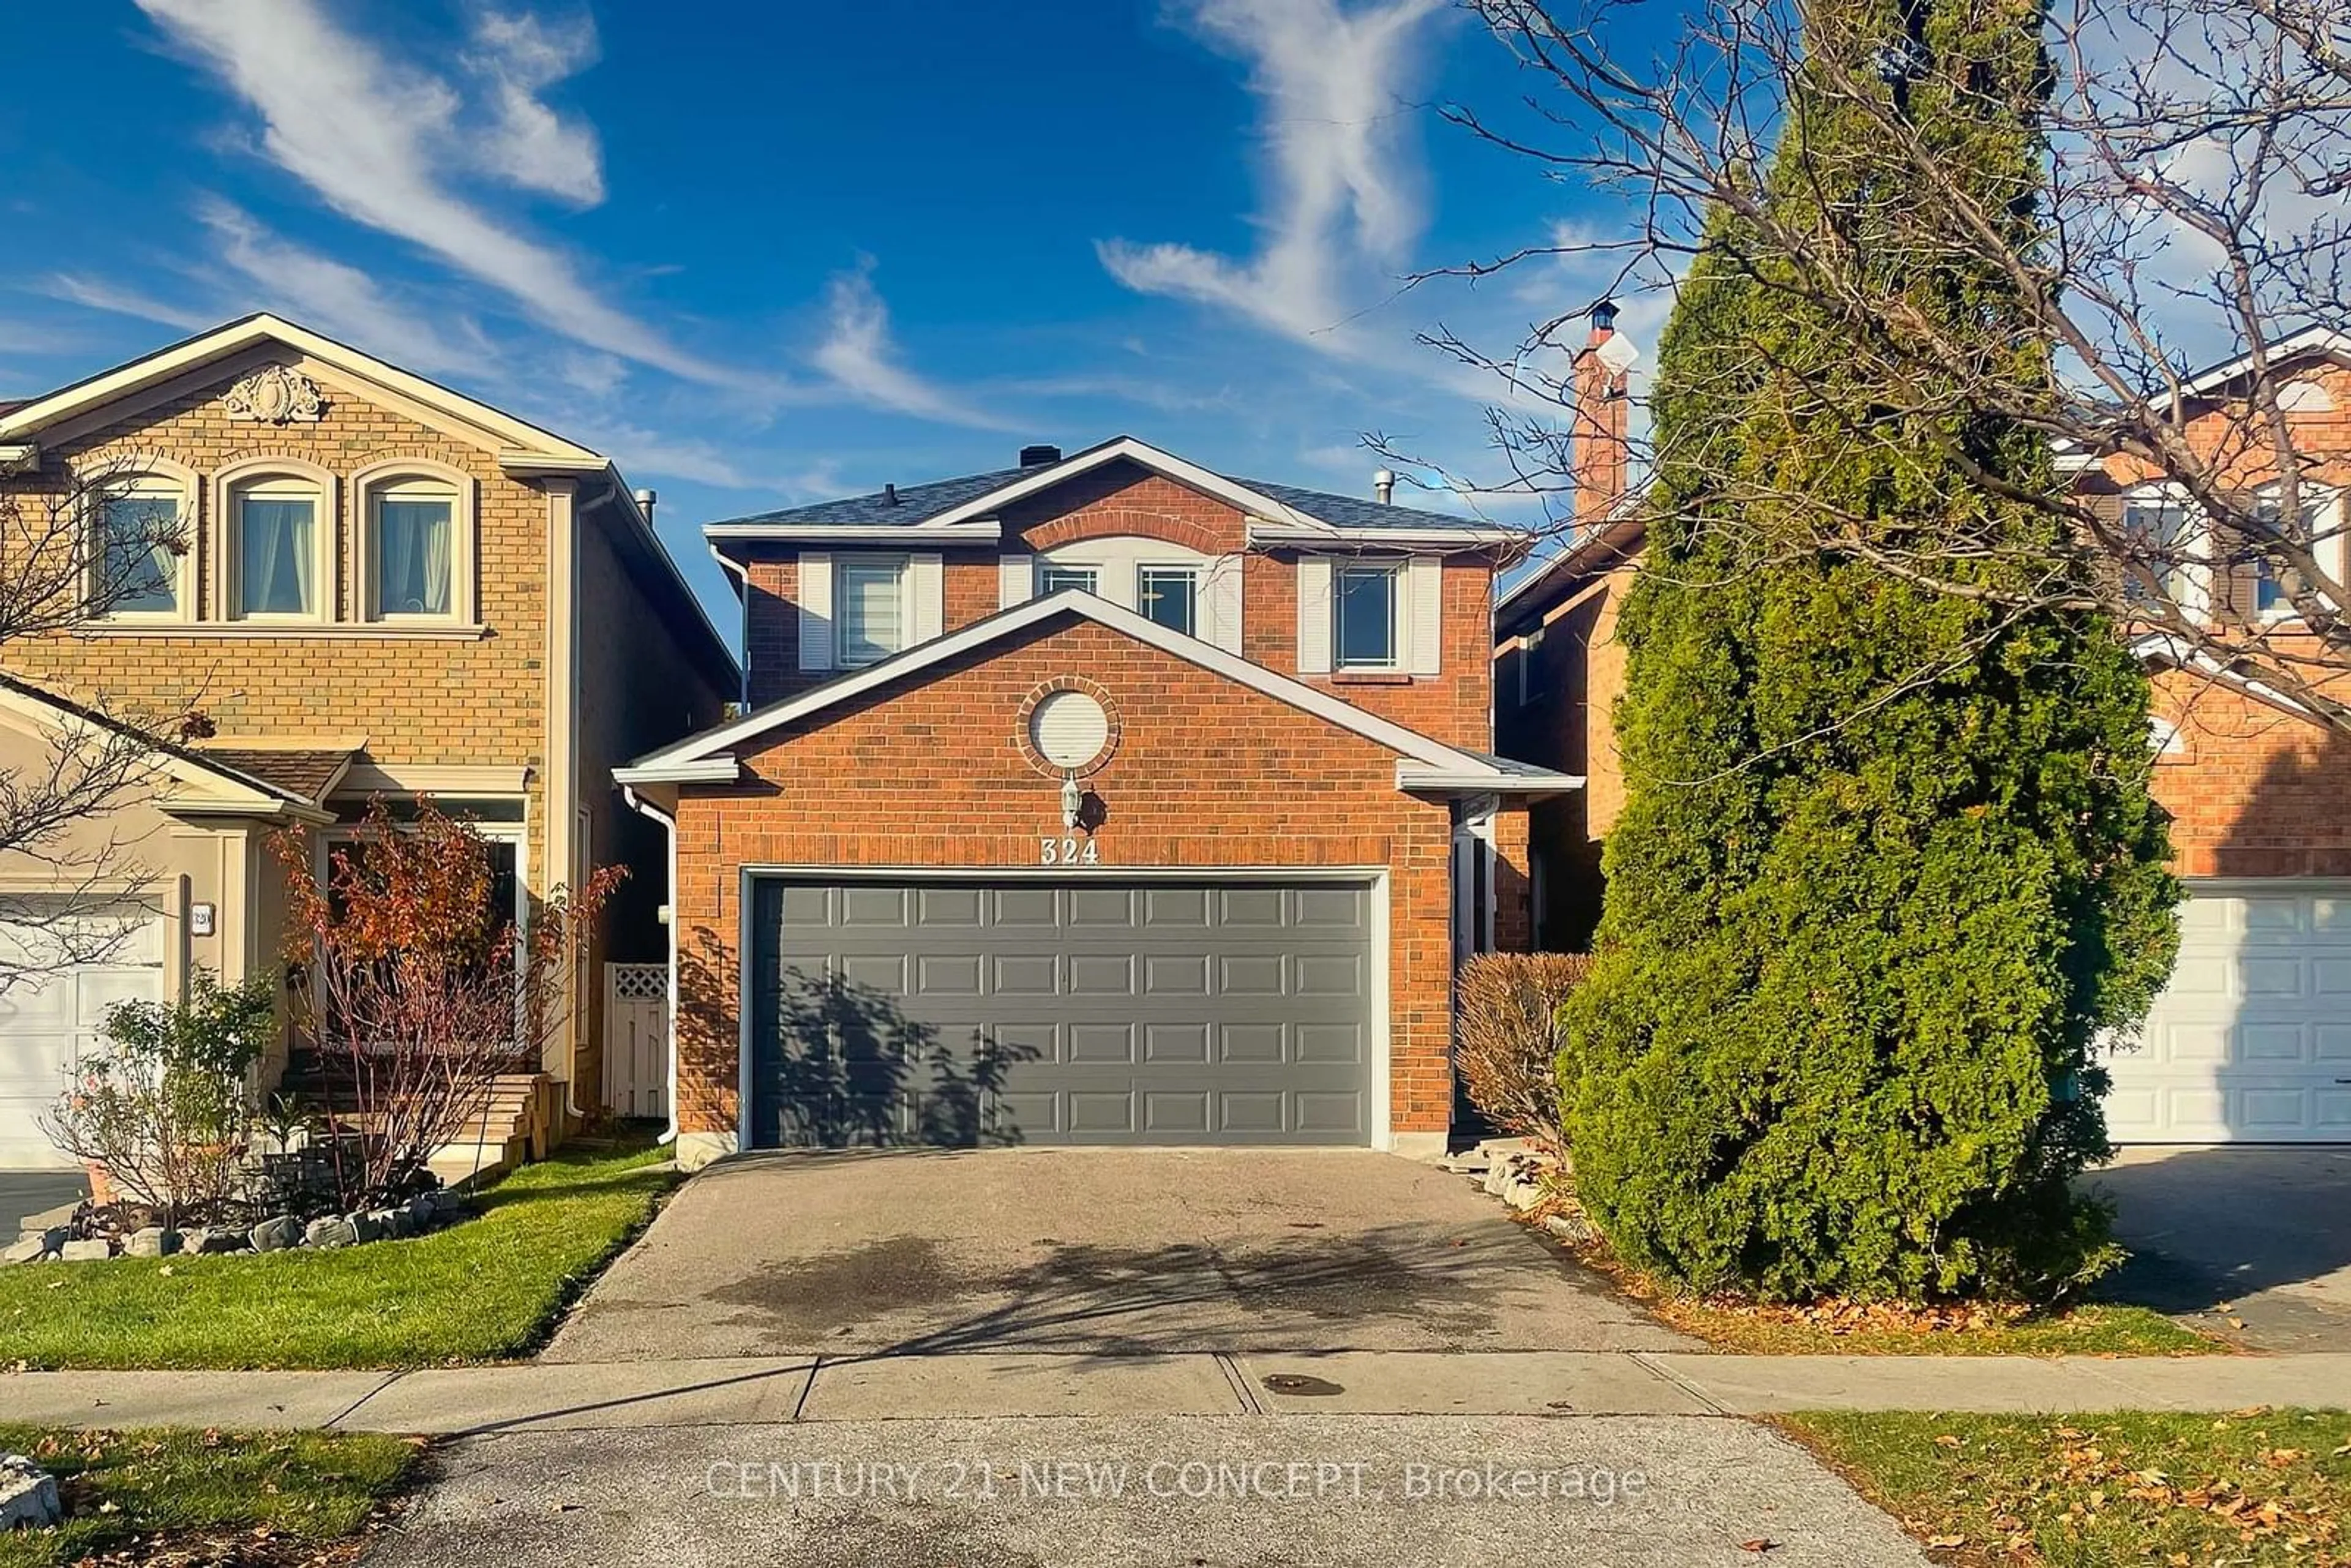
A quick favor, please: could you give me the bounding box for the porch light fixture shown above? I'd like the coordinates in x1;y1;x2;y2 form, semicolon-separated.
1060;771;1083;829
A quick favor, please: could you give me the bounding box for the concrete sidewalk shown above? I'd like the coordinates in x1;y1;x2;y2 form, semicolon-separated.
4;1350;2342;1434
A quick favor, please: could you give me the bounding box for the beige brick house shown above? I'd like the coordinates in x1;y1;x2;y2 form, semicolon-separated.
0;314;735;1165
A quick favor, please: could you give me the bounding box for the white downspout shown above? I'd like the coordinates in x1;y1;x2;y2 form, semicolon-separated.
708;544;752;709
621;783;683;1146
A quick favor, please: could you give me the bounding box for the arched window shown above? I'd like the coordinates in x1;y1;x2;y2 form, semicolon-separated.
215;459;334;621
354;462;474;624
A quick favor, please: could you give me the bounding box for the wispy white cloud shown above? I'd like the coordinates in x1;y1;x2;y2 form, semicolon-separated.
812;261;1016;430
463;9;606;204
39;275;216;334
1097;0;1447;350
133;0;760;390
195;198;496;377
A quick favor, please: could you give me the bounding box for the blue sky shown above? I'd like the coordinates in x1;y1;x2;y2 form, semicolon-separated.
0;1;1661;623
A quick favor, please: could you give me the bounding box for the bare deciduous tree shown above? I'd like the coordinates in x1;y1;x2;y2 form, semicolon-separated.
1404;0;2351;731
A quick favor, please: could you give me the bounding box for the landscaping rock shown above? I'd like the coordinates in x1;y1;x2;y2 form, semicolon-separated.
183;1228;248;1255
345;1211;384;1244
303;1217;359;1249
124;1226;181;1258
406;1193;438;1229
250;1214;301;1253
1543;1211;1598;1245
0;1454;60;1529
369;1207;413;1240
13;1224;66;1255
57;1239;111;1262
1502;1178;1545;1212
0;1236;50;1266
427;1189;468;1220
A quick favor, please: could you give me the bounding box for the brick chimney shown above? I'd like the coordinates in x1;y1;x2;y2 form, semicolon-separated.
1572;301;1632;528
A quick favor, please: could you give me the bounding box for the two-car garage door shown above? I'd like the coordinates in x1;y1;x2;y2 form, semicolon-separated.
2104;885;2351;1142
745;876;1376;1147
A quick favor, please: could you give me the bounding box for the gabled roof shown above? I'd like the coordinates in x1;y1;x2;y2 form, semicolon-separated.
703;436;1526;552
1494;505;1648;635
2129;632;2321;722
0;312;737;696
2178;326;2351;402
617;590;1580;798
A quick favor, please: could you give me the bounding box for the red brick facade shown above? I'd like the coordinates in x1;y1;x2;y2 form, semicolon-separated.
738;460;1495;752
668;615;1463;1144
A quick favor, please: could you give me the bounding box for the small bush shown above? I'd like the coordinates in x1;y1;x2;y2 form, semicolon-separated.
44;970;276;1223
1456;953;1594;1153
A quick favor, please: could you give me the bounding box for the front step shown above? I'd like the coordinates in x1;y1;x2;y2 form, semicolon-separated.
279;1070;561;1190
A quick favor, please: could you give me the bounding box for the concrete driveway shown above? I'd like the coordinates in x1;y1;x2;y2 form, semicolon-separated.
2091;1146;2351;1350
547;1149;1689;1362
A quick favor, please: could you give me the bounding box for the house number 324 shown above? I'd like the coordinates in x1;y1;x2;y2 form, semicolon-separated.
1039;837;1100;866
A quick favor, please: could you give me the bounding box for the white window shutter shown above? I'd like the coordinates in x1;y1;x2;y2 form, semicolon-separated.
797;550;834;671
1203;555;1245;655
1406;554;1443;675
907;552;944;643
999;552;1032;610
1296;555;1333;674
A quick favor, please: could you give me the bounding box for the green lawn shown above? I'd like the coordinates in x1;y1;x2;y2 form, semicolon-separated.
1780;1408;2351;1566
0;1142;674;1370
0;1425;419;1568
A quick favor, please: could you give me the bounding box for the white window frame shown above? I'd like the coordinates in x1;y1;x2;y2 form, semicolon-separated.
2251;484;2345;625
1035;560;1102;598
2121;484;2210;625
1333;558;1405;671
84;461;196;624
354;459;475;626
835;553;910;669
214;457;336;623
1136;561;1201;637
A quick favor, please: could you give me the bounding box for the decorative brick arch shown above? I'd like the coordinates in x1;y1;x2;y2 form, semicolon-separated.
1003;467;1250;554
1013;673;1124;778
1021;509;1231;555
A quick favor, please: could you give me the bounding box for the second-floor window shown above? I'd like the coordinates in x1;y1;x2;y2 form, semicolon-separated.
1335;563;1401;669
369;482;455;619
1038;563;1099;597
93;480;187;618
1139;565;1198;635
231;478;324;619
2252;489;2337;620
837;556;906;667
2121;493;2201;617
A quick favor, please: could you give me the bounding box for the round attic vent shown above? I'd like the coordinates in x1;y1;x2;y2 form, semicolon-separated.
1030;691;1111;771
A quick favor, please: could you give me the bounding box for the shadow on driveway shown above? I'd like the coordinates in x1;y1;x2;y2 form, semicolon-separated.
2087;1145;2351;1350
544;1148;1689;1362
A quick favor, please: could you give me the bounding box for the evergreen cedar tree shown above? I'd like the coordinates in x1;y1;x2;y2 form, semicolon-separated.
1560;0;2181;1301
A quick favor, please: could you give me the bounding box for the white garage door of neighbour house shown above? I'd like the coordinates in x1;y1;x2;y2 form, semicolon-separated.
0;901;169;1168
2102;883;2351;1142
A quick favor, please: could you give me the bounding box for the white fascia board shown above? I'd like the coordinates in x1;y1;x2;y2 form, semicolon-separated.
1248;522;1524;550
0;313;607;468
0;443;38;474
918;437;1335;534
1395;763;1583;796
2178;326;2351;400
613;757;741;786
626;590;1494;776
2129;631;2318;718
704;521;1004;545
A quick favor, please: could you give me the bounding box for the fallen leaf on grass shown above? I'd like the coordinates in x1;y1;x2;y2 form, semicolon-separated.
1736;1539;1778;1553
1925;1534;1967;1550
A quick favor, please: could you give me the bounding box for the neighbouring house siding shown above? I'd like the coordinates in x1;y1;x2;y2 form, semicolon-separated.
668;615;1460;1147
574;505;733;1111
735;462;1498;751
2151;666;2351;877
1494;556;1635;950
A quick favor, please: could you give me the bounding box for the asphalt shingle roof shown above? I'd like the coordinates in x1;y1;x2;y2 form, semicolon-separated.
708;452;1491;534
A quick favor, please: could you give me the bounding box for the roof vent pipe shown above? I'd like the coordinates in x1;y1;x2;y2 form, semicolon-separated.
633;487;657;523
1372;468;1396;505
883;482;900;506
1019;444;1062;468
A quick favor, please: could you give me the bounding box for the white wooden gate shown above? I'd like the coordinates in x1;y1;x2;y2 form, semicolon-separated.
603;962;670;1120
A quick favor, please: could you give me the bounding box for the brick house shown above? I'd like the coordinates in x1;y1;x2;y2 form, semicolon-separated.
1496;318;2351;1144
615;437;1573;1168
0;314;735;1166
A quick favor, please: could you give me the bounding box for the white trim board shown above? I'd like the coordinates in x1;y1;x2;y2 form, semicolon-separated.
617;589;1579;793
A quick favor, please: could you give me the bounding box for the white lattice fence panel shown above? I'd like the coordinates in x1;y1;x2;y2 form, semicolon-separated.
604;963;669;1120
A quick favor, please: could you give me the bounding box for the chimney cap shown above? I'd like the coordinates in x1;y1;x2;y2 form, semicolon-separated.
1591;299;1619;332
1019;443;1062;468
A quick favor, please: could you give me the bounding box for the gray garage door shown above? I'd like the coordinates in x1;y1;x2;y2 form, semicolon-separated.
747;877;1374;1147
